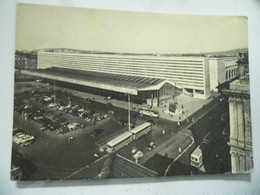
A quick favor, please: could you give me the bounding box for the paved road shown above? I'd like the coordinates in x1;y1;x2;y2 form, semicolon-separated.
139;97;230;176
164;99;230;176
59;92;228;178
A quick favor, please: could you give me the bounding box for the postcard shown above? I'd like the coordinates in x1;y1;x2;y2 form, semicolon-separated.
11;3;252;180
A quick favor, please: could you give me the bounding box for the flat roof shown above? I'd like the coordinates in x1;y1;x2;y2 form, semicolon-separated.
191;146;202;157
21;67;166;95
107;131;132;146
39;51;207;61
130;122;151;134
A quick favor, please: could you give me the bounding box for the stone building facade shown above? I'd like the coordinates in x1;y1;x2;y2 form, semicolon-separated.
225;75;253;173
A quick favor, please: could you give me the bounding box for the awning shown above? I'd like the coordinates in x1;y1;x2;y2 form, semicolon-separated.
21;67;169;95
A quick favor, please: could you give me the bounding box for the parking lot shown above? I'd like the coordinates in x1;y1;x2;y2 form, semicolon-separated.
13;81;144;179
14;80;181;179
12;79;231;179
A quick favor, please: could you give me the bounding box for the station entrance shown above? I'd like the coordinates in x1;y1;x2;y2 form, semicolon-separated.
138;82;182;108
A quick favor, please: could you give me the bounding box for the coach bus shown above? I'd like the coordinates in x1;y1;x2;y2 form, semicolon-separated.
106;131;133;153
130;122;152;140
139;108;159;118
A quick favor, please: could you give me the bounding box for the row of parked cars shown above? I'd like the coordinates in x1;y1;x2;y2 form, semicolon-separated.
38;109;85;134
48;100;109;124
15;103;44;121
15;88;110;134
14;101;84;134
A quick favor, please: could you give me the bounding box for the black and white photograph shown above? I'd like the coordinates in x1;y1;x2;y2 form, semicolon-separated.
11;3;252;181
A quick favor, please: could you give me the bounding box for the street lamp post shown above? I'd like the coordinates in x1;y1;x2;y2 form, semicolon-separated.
54;80;56;104
128;93;131;131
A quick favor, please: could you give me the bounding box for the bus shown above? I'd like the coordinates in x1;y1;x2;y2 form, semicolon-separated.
139;108;159;118
190;142;210;168
130;122;152;140
190;145;203;168
106;132;133;153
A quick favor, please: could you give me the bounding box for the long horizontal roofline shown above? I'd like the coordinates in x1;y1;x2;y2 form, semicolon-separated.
21;70;139;95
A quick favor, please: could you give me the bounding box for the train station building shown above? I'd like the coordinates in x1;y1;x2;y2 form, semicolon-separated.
20;51;239;107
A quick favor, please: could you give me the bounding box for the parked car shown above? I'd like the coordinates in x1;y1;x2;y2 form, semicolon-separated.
133;151;144;160
131;147;137;154
108;110;115;114
67;123;79;131
40;127;47;131
43;96;52;102
58;106;66;111
47;103;58;108
78;108;85;113
146;142;156;150
85;98;92;103
79;111;89;118
105;96;112;100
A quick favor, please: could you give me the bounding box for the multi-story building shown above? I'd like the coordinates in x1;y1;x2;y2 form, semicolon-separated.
21;50;239;105
15;51;37;70
225;75;253;173
36;51;212;99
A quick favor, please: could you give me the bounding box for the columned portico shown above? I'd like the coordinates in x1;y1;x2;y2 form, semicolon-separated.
224;75;253;173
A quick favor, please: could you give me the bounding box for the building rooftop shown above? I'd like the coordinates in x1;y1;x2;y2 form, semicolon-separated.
22;67;168;95
230;74;250;92
239;74;250;85
223;74;250;98
110;154;158;178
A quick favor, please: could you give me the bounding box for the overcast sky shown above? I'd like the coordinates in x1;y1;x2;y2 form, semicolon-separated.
15;3;248;54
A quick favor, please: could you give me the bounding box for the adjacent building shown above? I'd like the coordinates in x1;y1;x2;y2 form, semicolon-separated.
209;57;239;91
225;75;253;173
15;51;37;70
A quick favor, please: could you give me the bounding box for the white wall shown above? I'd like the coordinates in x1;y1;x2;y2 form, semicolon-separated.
209;58;225;91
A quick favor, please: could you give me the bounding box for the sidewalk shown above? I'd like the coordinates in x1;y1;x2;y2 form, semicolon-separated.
153;94;216;122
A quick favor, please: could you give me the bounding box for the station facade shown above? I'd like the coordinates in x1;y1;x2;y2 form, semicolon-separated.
21;51;238;106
